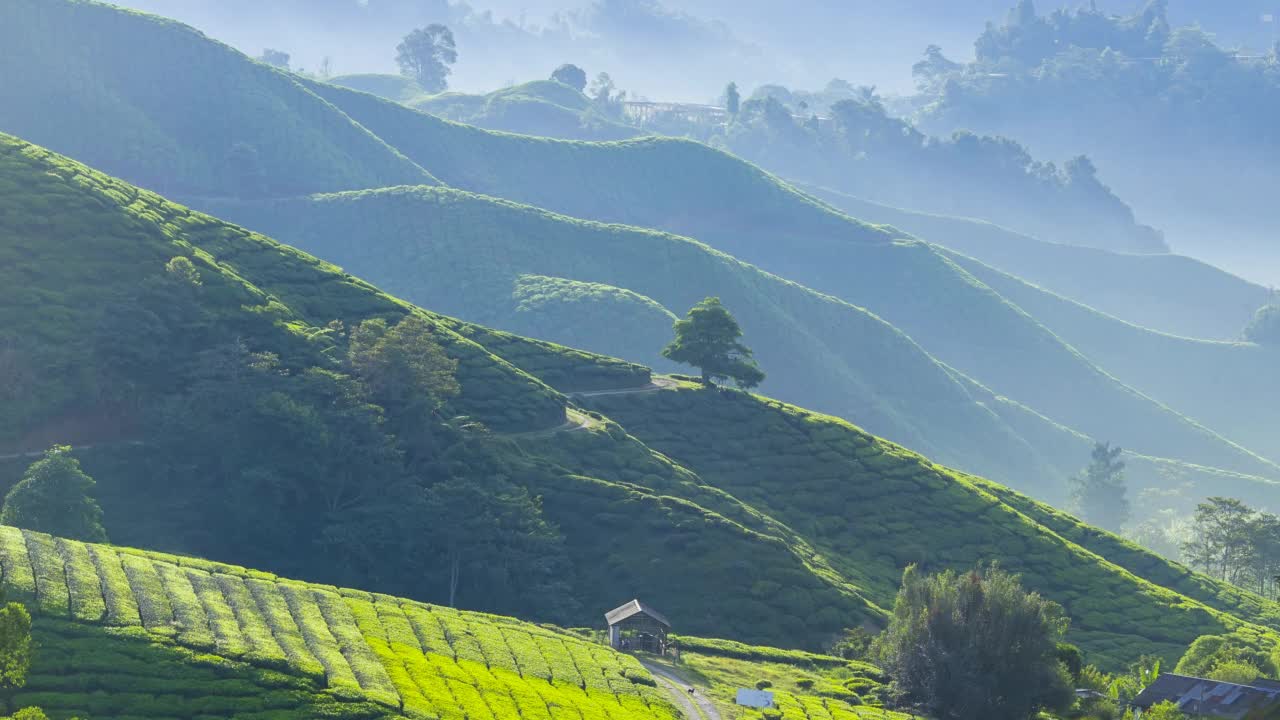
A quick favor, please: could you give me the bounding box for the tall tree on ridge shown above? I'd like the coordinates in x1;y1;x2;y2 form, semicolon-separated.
663;297;764;389
1069;441;1130;532
396;24;457;93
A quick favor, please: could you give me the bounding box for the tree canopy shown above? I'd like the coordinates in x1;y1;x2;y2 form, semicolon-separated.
662;297;764;389
874;564;1073;720
1;446;107;543
550;64;587;92
396;24;457;93
1068;441;1130;532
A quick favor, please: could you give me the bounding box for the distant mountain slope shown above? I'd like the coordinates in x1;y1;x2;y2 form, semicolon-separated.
947;250;1280;470
296;82;1280;483
0;525;681;720
0;0;435;198
805;184;1267;341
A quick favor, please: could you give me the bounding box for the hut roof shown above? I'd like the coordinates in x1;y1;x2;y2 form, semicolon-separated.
1131;673;1280;719
605;599;671;628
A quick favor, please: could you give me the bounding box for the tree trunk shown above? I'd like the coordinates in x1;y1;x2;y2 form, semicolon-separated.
448;546;460;608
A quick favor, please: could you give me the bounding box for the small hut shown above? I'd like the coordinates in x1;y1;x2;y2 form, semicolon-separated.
605;599;671;654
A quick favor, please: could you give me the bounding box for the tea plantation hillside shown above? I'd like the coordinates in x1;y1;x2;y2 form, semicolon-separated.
0;133;896;648
948;252;1280;469
0;0;436;198
9;136;1280;677
295;81;1280;484
581;380;1280;669
3;0;1273;488
805;184;1267;341
0;525;683;720
200;184;1280;502
200;186;1065;491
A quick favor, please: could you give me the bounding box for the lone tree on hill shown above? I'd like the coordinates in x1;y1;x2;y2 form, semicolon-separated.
551;64;587;92
1069;441;1130;532
396;24;457;93
874;564;1073;720
1;446;107;543
663;297;764;389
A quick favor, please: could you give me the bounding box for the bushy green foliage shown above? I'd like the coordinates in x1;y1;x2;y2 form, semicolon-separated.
1;446;107;543
395;25;456;93
1244;304;1280;345
1069;442;1130;533
874;564;1073;720
663;297;765;388
413;80;641;141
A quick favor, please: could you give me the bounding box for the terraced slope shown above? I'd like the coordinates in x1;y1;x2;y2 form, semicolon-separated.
291;81;1280;483
200;186;1061;488
0;0;435;198
805;184;1266;341
0;525;680;720
0;132;887;649
948;251;1280;468
582;380;1280;669
10;134;1280;671
3;0;1272;488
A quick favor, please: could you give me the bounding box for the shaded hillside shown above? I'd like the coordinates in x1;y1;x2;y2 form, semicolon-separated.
581;380;1280;669
3;1;1266;491
295;82;1280;482
805;184;1267;341
0;133;887;648
947;250;1280;471
0;0;435;197
0;525;681;720
200;185;1062;489
9;134;1280;673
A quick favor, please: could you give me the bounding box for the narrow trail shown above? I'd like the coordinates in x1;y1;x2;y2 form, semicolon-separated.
506;376;679;439
641;660;722;720
568;376;678;400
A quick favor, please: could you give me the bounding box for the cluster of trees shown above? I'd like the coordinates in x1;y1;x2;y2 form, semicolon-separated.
396;24;457;93
1181;497;1280;598
65;254;579;621
1069;441;1131;533
654;79;1165;253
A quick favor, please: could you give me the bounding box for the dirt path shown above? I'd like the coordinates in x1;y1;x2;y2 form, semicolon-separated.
568;376;678;399
641;660;722;720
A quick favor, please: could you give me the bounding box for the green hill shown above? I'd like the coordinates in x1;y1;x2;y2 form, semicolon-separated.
411;80;642;141
295;81;1280;483
9;132;1280;679
5;0;1270;495
804;184;1267;341
199;185;1063;489
946;250;1280;473
0;132;890;649
0;0;435;198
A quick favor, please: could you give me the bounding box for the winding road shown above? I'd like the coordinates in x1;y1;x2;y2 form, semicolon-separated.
641;660;723;720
